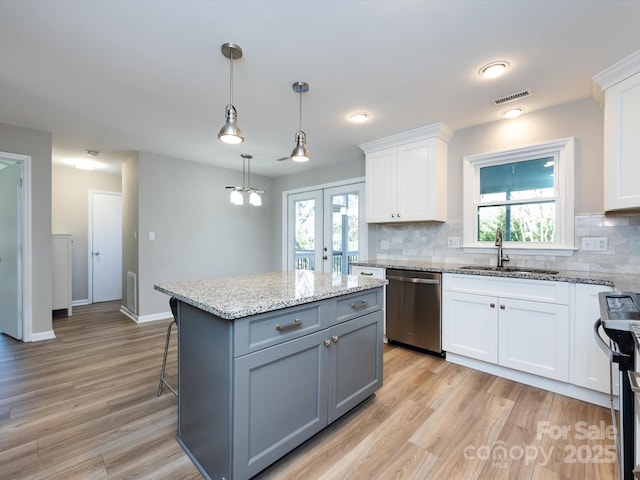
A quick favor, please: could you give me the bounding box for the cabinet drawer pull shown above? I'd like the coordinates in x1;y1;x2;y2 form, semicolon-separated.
332;335;339;343
490;303;495;308
275;319;302;331
324;339;331;347
359;272;374;276
500;304;506;310
351;300;369;310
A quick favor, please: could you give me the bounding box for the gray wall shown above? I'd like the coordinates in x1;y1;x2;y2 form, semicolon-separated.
0;122;53;336
447;97;604;218
52;164;122;302
135;152;277;316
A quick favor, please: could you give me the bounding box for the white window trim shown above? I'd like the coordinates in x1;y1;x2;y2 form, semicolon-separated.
462;137;575;255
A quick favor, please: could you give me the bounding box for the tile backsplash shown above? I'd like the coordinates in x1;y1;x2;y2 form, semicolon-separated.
370;214;640;274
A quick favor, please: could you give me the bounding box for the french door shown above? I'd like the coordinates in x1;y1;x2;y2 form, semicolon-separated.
286;181;366;274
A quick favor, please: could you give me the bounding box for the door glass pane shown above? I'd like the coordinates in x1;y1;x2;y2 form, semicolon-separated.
294;199;316;270
330;192;359;274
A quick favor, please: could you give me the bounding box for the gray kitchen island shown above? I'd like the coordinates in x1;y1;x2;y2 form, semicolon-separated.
155;270;386;480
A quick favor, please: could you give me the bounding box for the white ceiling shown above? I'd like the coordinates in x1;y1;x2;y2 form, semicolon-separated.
0;0;639;177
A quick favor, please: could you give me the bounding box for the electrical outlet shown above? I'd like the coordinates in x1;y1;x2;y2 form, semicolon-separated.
581;237;608;251
447;237;460;248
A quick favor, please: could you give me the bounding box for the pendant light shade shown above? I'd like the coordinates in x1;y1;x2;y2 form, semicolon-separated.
218;43;244;144
290;81;310;162
291;131;310;162
225;154;264;206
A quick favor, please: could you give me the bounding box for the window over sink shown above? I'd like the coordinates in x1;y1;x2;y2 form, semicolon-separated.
463;137;575;254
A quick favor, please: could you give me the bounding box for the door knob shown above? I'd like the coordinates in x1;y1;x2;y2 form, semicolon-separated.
94;252;100;256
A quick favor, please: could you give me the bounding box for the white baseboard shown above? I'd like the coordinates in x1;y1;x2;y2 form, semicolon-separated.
445;352;615;409
72;299;89;306
120;306;172;324
30;330;56;342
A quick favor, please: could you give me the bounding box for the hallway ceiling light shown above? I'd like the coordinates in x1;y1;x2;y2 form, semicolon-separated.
503;108;523;119
478;61;510;79
290;81;310;162
218;43;244;144
225;154;264;206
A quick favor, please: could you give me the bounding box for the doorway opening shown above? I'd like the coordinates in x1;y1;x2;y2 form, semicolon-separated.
0;152;32;341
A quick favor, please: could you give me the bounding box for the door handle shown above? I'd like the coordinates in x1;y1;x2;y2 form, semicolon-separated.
94;252;100;256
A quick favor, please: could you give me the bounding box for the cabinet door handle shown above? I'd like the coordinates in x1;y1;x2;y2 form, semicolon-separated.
332;335;339;343
490;303;495;308
275;319;302;331
324;339;331;347
351;300;369;310
500;304;506;310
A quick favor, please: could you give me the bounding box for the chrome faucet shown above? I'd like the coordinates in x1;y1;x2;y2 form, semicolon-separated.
495;228;510;268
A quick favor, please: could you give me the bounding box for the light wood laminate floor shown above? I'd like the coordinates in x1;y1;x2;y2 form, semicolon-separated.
0;302;617;479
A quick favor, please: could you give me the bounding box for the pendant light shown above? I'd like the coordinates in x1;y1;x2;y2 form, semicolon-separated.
218;43;244;144
290;81;310;162
225;154;264;206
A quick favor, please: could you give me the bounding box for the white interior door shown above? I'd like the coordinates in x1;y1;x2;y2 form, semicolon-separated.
0;160;22;339
286;181;366;274
90;191;122;303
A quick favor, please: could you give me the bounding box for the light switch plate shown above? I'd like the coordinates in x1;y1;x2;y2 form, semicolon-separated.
149;231;155;241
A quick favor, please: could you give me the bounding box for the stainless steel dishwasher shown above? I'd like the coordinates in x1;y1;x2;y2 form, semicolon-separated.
385;269;443;356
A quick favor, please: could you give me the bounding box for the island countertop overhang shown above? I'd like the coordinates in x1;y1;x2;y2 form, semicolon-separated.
155;270;387;320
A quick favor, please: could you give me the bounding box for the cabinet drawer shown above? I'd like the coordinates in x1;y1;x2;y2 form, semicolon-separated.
443;273;569;304
234;303;328;356
350;265;386;279
334;288;383;325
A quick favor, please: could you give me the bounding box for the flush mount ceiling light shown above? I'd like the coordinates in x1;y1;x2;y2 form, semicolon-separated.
478;61;510;79
74;150;99;170
290;81;310;162
350;112;369;123
225;154;264;206
218;43;244;144
502;108;523;119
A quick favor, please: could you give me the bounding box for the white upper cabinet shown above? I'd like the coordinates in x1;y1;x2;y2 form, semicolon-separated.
594;49;640;211
360;123;453;223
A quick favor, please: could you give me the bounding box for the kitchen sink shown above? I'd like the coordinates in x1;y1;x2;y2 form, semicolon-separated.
458;265;559;275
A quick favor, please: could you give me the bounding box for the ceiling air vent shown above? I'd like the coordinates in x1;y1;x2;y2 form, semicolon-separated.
492;89;533;106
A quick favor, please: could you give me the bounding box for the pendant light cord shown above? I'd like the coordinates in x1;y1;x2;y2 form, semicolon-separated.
298;91;303;131
229;50;234;106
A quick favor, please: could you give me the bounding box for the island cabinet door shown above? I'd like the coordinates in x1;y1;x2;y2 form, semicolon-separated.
233;330;329;479
328;310;384;423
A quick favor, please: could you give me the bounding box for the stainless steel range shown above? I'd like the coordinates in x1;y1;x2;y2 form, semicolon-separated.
596;291;640;480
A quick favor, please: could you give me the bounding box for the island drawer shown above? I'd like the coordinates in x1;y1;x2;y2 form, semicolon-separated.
333;288;383;325
234;302;329;356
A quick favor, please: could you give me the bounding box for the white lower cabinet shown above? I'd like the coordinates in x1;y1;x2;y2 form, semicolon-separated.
443;273;615;403
442;291;498;363
442;274;569;382
573;283;616;394
497;298;569;381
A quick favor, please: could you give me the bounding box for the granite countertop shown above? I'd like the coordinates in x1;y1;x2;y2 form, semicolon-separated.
155;270;387;320
352;259;640;292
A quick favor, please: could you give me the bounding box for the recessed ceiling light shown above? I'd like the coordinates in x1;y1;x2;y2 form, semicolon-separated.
350;112;369;123
478;61;510;79
502;108;523;119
